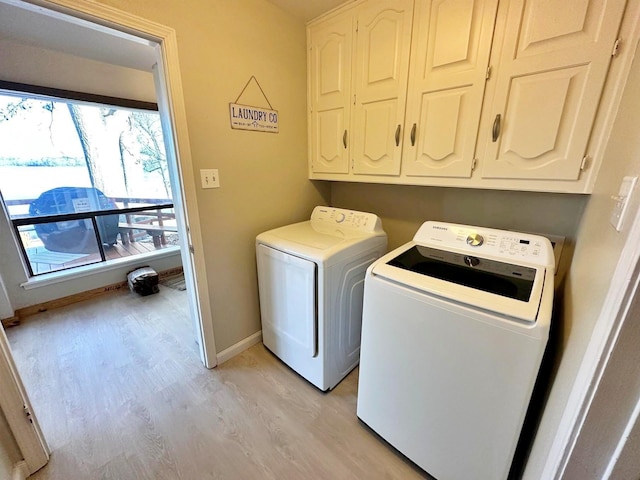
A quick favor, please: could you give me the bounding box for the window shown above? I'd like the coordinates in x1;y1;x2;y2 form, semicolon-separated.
0;85;178;276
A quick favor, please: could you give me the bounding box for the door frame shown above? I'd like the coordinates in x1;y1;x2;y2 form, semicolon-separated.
0;325;49;475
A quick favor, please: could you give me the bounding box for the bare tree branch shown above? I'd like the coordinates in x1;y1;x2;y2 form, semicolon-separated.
67;103;104;190
0;98;31;122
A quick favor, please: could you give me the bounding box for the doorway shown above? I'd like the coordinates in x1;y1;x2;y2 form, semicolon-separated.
0;0;217;474
0;0;215;365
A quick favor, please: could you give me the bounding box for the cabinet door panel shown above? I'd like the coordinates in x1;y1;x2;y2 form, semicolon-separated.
517;0;605;59
480;0;626;180
353;0;413;176
360;99;398;172
496;66;587;177
309;16;353;174
412;87;478;176
403;0;499;178
316;109;348;171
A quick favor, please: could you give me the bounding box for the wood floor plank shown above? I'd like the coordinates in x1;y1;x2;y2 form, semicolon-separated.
7;287;430;479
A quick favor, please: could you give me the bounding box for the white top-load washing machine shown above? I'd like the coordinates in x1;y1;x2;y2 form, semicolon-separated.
357;221;554;480
256;206;387;391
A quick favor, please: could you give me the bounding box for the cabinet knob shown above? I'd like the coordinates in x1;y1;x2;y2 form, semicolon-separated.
343;129;348;149
410;123;417;146
492;114;501;142
395;124;401;147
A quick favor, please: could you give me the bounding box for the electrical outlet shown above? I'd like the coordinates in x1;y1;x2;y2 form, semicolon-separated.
610;176;637;231
200;169;220;189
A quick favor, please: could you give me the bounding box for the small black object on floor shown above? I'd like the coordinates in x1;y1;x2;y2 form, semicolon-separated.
127;266;159;296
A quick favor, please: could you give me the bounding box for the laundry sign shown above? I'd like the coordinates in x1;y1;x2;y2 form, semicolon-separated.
229;103;279;133
229;76;279;133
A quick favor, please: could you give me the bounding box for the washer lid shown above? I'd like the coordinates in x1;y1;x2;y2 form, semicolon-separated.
389;245;537;302
270;222;347;250
372;242;548;323
256;220;386;264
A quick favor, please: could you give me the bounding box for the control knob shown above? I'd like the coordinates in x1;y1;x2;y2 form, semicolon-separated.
466;233;484;247
335;213;346;223
464;256;480;267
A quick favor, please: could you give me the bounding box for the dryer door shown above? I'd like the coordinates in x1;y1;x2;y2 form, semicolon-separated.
257;245;317;358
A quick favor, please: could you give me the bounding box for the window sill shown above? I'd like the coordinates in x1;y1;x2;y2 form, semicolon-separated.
20;245;181;290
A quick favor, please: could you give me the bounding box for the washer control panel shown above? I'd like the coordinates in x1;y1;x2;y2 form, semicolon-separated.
311;206;383;233
413;221;554;268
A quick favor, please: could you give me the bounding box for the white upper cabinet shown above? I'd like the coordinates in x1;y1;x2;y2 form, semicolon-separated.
308;0;413;177
308;15;353;174
478;0;627;181
403;0;499;178
307;0;634;193
352;0;414;176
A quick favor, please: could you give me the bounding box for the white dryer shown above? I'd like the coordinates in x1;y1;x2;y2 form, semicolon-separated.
256;206;387;391
357;221;555;480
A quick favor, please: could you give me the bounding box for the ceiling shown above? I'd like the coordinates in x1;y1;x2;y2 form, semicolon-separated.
0;1;157;70
266;0;350;21
0;0;349;73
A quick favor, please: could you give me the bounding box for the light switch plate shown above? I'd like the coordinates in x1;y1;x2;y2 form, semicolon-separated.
610;176;637;231
200;169;220;189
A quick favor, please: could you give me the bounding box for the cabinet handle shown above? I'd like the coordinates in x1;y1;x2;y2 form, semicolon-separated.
395;124;401;146
343;129;348;149
410;123;416;146
492;114;501;142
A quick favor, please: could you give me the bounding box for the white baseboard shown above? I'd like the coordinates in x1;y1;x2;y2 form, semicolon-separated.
13;461;29;480
216;331;262;365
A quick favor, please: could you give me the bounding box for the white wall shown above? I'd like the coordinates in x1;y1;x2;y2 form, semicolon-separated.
0;273;13;320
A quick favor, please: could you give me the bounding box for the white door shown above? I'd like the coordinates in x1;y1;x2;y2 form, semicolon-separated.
309;14;354;175
403;0;499;178
257;245;317;358
479;0;627;180
0;325;49;475
352;0;413;176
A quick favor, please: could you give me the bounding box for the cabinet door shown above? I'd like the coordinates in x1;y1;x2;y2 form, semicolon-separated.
352;0;414;176
403;0;499;178
309;15;353;174
479;0;626;180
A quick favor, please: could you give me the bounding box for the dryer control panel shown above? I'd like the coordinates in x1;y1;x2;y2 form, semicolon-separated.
311;207;383;233
413;221;555;269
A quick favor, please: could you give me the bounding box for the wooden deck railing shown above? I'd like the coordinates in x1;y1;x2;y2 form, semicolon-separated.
6;196;177;276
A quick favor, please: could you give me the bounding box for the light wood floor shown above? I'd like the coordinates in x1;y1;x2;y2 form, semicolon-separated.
6;287;429;479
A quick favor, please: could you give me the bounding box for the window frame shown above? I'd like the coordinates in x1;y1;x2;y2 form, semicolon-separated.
0;81;177;277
